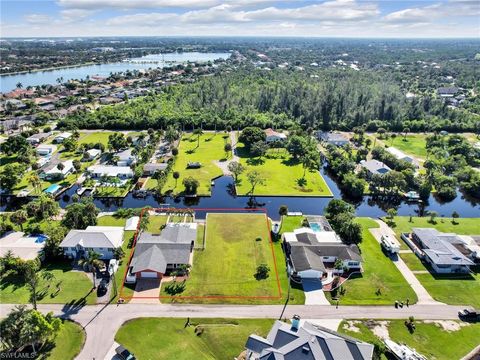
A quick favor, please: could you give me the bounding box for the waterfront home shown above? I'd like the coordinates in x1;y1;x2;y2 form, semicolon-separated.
360;159;391;177
87;165;134;179
411;228;474;273
386;147;419;168
318;131;349;147
143;162;168;176
125;223;197;283
60;226;124;260
41;160;74;180
114;148;137;166
265;128;287;143
282;216;362;280
36;144;57;156
245;318;374;360
26;132;50;145
53;132;72;143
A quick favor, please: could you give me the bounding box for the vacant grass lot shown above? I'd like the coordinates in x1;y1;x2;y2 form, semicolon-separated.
339;319;480;360
0;261;96;305
392;216;480;307
163;133;228;196
94;184;131;198
159;213;304;304
235;145;332;196
387;134;428;159
325;218;417;305
46;320;86;360
399;252;427;272
116;318;274;360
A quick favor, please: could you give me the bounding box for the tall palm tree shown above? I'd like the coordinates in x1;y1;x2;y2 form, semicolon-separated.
16;82;23;89
78;251;103;289
193;128;203;148
28;173;41;194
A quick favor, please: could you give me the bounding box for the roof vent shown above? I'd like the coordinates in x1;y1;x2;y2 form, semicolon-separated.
291;315;300;332
302;346;310;353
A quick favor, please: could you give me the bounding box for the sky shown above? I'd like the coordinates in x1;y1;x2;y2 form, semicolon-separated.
1;0;479;38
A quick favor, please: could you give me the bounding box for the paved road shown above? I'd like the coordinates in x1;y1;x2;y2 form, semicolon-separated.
0;303;468;360
370;219;441;305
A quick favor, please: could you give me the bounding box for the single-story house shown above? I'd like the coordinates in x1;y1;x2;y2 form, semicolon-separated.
265;128;287;143
411;228;474;273
0;232;47;261
54;132;72;143
360;159;391;177
60;226;124;260
87;165;134;179
126;222;197;282
26;132;50;145
36;144;57;156
386;147;419;168
114;149;137;166
282;217;362;280
437;87;458;98
245;318;374;360
42;160;74;180
83;148;102;161
143;162;168;176
318;131;349;146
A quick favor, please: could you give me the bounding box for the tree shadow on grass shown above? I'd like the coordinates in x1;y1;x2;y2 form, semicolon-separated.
186;149;196;154
246;157;265;166
281;157;300;167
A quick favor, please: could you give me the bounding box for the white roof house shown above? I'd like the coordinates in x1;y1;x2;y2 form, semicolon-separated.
0;232;45;260
265;128;287;143
54;132;72;143
44;160;74;179
87;165;134;178
115;149;137;166
387;147;419;168
36;144;57;156
360;159;391;176
85;148;102;160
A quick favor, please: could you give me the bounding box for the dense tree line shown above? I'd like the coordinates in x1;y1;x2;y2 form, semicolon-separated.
58;67;479;133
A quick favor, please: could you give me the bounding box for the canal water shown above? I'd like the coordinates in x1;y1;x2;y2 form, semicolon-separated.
0;52;231;93
3;167;477;221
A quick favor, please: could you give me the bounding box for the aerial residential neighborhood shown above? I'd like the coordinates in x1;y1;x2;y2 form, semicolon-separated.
1;1;479;360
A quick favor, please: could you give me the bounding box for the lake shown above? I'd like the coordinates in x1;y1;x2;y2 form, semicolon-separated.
0;52;231;93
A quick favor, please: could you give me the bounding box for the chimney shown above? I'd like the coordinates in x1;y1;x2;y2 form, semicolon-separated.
291;315;300;331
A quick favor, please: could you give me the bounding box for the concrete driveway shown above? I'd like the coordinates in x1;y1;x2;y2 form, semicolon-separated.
129;279;161;303
302;279;330;305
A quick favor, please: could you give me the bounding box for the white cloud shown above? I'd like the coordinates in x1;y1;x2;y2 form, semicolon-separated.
24;14;52;24
57;0;222;9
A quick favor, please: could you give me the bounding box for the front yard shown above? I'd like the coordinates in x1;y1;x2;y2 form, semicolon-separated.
160;213;304;304
115;318;274;360
324;218;417;305
47;320;86;360
391;216;480;307
338;319;480;360
235;145;332;196
162;133;229;196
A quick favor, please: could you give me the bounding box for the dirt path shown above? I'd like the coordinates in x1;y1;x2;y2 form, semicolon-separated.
213;131;240;176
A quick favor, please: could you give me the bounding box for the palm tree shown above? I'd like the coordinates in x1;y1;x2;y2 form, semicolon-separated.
193;128;203;148
28;173;41;194
16;82;23;89
78;251;104;289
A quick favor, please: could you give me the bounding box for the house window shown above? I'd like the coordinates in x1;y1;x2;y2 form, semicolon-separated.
108;248;113;252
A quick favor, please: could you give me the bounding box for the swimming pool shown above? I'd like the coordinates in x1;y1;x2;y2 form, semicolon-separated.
45;184;61;194
309;222;323;232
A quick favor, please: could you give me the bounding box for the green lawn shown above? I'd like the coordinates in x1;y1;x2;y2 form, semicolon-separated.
46;320;86;360
160;213;304;304
163;133;228;196
0;261;96;305
339;319;480;360
391;216;480;307
77;132;112;148
399;252;427;272
94;184;131;198
279;215;304;233
115;318;274;360
146;215;168;232
235;145;332;196
387;134;428;159
325;218;417;305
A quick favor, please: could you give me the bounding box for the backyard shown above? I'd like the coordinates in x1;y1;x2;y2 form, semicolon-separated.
162;133;229;196
235;144;332;196
324;218;418;305
115;318;274;360
160;213;304;304
338;319;480;360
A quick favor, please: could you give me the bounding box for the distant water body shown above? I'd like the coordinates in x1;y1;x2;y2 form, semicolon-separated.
0;52;231;93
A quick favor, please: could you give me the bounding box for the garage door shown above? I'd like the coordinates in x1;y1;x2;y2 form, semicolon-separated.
140;271;158;278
